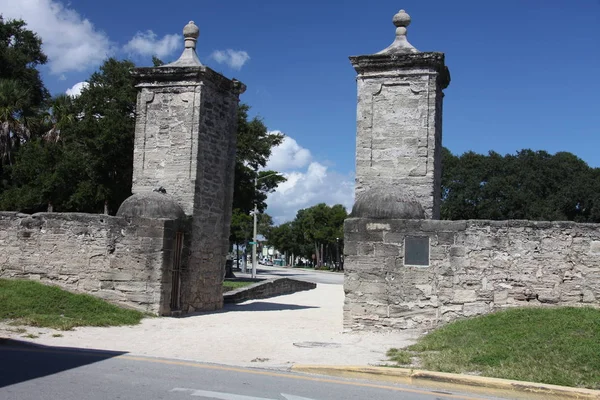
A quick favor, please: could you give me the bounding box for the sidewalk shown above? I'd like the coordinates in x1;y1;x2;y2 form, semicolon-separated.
0;284;419;369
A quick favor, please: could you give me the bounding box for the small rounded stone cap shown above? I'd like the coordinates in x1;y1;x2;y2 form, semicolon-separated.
183;21;200;39
117;191;186;220
393;9;411;28
351;187;425;219
376;9;418;54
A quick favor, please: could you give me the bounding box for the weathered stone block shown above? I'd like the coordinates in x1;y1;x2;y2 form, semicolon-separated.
462;302;489;317
493;290;509;304
452;289;477;304
373;243;401;257
449;246;467;257
436;232;455;245
383;231;406;245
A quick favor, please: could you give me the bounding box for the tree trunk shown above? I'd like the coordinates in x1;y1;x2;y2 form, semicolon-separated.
320;243;324;268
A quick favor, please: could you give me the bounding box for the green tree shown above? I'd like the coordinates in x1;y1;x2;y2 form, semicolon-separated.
0;16;49;186
41;94;76;143
229;104;286;250
1;58;137;213
0;16;48;112
267;221;311;264
151;56;164;67
441;147;600;222
66;58;137;213
0;79;32;167
256;212;274;238
266;203;347;267
232;104;285;215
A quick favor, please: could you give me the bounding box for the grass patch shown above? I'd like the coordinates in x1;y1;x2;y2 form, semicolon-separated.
388;307;600;389
0;278;145;331
386;348;413;365
222;280;255;292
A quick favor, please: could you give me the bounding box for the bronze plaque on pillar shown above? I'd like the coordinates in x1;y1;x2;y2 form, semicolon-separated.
404;236;429;266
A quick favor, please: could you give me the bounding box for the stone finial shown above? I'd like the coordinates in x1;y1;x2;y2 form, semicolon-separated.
163;20;203;67
183;21;199;49
377;9;419;55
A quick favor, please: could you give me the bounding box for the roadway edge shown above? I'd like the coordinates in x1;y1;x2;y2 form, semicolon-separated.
290;365;600;400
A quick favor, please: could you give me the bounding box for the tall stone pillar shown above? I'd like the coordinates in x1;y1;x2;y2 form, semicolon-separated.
131;21;245;312
343;10;450;331
350;10;449;219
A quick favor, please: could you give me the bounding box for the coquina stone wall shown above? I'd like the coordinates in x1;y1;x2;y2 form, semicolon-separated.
344;218;600;331
0;212;187;315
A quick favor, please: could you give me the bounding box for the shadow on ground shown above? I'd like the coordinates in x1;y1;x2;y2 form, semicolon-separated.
0;338;126;388
181;301;319;317
225;302;318;312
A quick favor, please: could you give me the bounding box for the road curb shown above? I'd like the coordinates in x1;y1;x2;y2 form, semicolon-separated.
290;365;600;400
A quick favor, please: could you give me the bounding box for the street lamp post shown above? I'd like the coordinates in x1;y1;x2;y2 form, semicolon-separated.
252;172;279;279
336;237;340;271
252;176;258;278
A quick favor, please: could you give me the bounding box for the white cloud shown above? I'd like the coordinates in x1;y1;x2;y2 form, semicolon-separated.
123;30;180;58
265;134;312;171
264;135;354;224
210;49;250;70
0;0;112;74
65;81;88;97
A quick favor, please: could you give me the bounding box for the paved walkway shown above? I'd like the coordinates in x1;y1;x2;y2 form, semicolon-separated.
235;264;344;285
0;281;421;369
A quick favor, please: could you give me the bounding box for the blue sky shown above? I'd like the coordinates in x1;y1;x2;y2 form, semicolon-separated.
2;0;599;223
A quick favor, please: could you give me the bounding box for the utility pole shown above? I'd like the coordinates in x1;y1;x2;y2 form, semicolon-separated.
252;176;258;278
251;171;279;279
336;237;340;271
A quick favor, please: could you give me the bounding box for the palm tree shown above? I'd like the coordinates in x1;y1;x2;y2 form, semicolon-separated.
41;94;75;143
0;79;31;165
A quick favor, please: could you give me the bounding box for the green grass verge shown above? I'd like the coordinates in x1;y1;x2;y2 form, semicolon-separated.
222;280;255;292
0;278;145;331
387;307;600;389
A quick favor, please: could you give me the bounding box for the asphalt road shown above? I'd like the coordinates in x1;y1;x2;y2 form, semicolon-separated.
251;265;344;285
0;342;504;400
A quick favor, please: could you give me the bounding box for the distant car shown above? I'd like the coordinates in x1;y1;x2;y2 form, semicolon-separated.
264;260;273;266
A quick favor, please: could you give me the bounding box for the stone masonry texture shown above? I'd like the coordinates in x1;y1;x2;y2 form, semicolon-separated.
350;53;450;219
0;212;185;315
131;65;243;313
343;218;600;331
344;10;600;333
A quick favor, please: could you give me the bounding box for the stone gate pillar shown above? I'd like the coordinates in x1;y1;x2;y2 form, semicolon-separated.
350;10;449;219
131;21;245;312
344;10;450;331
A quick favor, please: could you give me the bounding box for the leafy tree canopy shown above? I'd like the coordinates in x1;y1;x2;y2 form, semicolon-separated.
233;104;285;215
267;203;347;265
0;16;49;184
0;15;48;111
441;148;600;222
1;58;137;213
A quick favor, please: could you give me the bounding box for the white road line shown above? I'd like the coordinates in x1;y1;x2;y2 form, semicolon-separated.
281;394;317;400
170;388;317;400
